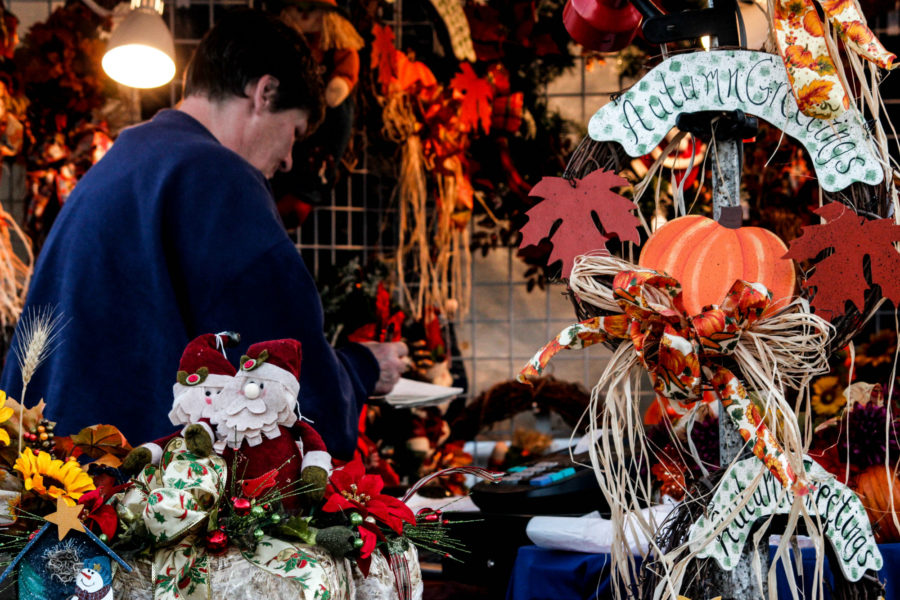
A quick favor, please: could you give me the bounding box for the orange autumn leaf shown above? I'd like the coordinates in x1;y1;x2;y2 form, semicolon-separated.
371;24;399;92
785;44;818;69
796;78;834;111
843;20;875;45
821;0;851;14
803;10;824;36
449;63;494;133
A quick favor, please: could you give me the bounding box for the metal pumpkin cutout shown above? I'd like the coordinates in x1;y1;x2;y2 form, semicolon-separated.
638;215;797;315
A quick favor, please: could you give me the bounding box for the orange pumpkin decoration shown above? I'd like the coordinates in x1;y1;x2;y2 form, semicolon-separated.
638;215;796;315
854;464;900;543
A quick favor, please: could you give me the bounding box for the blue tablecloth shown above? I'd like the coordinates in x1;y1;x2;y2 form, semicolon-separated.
507;543;900;599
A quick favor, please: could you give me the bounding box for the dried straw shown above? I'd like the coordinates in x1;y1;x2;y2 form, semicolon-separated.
565;252;833;599
12;306;64;453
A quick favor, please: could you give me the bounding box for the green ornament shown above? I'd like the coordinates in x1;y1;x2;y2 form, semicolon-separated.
350;512;363;526
353;537;364;549
253;528;264;540
251;505;265;518
99;533;108;543
270;513;281;524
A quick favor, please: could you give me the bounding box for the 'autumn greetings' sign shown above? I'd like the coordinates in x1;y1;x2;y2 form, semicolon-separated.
587;50;882;192
689;455;882;581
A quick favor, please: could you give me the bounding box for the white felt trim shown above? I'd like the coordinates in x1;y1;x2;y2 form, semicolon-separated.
181;421;214;441
243;362;299;397
143;442;163;465
301;450;332;473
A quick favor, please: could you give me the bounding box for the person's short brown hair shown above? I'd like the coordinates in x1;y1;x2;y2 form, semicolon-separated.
183;9;324;130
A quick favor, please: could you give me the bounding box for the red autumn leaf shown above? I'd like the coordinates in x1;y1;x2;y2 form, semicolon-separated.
450;63;494;134
371;24;398;92
784;202;900;319
518;169;641;279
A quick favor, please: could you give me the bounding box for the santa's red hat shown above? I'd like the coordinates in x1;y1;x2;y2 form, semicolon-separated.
175;332;240;388
239;339;302;397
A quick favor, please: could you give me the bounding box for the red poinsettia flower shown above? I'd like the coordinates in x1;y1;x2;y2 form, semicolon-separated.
322;458;415;535
359;521;379;559
78;487;119;540
355;519;383;577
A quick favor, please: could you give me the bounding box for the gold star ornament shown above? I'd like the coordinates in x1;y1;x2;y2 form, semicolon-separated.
44;496;85;540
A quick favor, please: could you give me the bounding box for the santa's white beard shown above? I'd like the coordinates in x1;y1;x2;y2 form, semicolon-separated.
216;385;298;448
168;388;219;426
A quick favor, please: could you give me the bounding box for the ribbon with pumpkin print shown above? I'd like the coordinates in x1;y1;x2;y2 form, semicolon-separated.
773;0;895;119
518;269;805;493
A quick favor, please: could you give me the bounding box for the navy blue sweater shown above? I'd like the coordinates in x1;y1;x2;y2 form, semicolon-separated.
0;110;378;459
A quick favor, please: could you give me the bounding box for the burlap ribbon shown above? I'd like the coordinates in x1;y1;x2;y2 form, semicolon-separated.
773;0;895;119
519;269;807;493
117;437;226;600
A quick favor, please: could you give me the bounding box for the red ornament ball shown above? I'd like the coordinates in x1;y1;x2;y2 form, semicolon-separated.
204;529;229;554
232;497;251;515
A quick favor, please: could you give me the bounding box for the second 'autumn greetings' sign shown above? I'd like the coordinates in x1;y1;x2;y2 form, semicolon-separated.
689;455;882;582
587;50;882;192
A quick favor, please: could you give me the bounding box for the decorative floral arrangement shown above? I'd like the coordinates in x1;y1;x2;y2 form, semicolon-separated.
0;324;503;600
0;394;484;600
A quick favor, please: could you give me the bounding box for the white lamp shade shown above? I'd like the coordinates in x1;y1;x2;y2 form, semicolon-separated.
102;9;175;89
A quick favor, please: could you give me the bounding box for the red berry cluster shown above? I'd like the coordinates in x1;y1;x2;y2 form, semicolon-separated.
23;419;55;450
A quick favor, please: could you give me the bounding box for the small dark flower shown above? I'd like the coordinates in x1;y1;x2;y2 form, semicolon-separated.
840;403;900;468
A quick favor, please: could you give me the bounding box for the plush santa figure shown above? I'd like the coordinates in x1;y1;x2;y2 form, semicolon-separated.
216;339;331;512
121;332;239;473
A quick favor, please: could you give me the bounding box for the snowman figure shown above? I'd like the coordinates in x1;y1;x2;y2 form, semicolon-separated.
68;556;113;600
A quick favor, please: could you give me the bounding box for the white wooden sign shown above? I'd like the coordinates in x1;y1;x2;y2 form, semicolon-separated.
689;455;882;581
588;50;883;192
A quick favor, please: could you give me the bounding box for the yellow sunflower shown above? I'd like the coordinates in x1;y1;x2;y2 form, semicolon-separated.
13;448;95;506
811;375;846;417
0;390;13;446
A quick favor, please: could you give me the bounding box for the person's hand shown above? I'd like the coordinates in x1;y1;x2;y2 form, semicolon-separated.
362;341;408;395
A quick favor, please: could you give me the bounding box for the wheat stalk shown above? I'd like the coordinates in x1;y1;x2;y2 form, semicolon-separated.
12;306;65;453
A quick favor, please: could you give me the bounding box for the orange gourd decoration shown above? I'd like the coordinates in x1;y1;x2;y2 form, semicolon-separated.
854;464;900;543
639;215;797;315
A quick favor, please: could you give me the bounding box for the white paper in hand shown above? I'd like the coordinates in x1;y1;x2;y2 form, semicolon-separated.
382;377;463;407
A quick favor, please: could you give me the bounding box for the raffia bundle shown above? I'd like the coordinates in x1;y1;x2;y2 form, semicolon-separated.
552;253;835;600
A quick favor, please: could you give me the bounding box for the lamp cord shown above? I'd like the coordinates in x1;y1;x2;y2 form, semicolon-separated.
80;0;112;19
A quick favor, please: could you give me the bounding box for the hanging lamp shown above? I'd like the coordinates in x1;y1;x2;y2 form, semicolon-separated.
102;0;175;89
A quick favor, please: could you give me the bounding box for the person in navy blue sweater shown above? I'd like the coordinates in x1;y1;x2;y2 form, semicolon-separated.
0;10;407;460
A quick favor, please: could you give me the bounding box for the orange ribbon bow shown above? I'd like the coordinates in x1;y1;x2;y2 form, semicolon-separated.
518;269;804;493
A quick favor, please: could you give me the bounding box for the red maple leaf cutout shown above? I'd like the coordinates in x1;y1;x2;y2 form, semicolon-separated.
450;63;494;134
518;169;641;278
371;24;398;92
784;202;900;320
